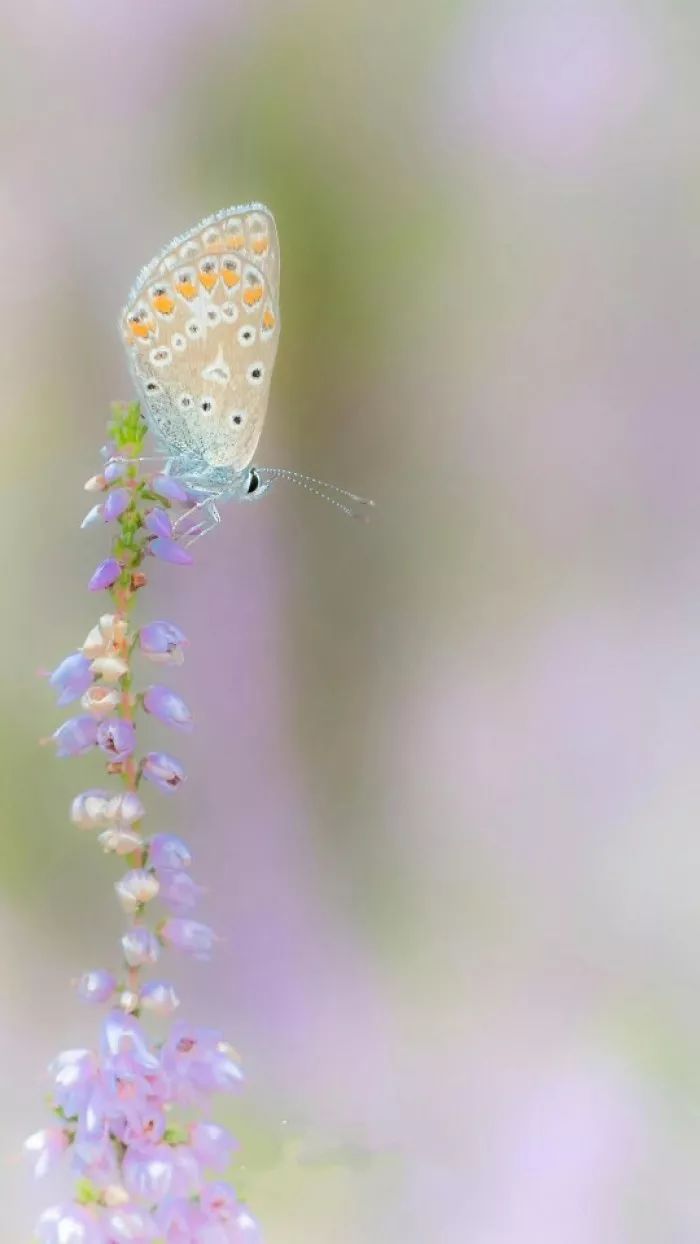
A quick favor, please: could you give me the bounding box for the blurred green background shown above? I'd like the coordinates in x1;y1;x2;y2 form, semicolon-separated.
4;0;700;1239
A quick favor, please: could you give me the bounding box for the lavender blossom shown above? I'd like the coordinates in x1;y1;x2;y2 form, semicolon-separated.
151;473;190;502
52;715;98;757
88;557;122;591
76;969;117;1005
160;918;218;960
149;535;194;565
34;404;261;1236
103;486;131;522
143;683;193;731
147;832;192;870
96;717;136;760
144;506;173;538
139;619;188;664
49;652;93;706
142;750;186;792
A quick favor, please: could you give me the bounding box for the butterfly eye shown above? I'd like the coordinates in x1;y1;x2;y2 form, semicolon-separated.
237;325;256;347
200;397;215;417
246;469;260;494
246;362;264;386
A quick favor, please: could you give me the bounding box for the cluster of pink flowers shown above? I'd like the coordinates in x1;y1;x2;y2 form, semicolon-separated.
28;405;260;1243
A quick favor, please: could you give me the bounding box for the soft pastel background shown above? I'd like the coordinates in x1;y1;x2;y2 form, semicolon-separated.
1;0;699;1239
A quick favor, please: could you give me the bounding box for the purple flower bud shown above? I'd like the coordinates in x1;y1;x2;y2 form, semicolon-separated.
88;557;122;591
190;1122;238;1170
156;868;203;913
77;969;116;1004
139;980;180;1016
145;506;173;538
49;652;93;706
101;1011;159;1070
142;751;186;792
152;473;190;503
160;918;217;960
143;684;193;731
24;1127;70;1179
103;486;131;523
123;1146;176;1202
104;459;126;484
36;1204;102;1244
139;619;188;665
148;833;192;870
103;1207;159;1244
97;717;136;760
52;716;98;757
81;503;104;529
149;536;193;566
121;927;160;967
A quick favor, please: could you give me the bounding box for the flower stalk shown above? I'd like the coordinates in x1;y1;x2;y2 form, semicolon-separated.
30;403;259;1242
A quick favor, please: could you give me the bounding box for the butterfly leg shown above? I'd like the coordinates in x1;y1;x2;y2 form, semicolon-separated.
104;454;172;470
173;495;222;547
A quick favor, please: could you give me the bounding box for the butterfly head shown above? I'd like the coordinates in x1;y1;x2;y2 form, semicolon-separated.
241;467;272;500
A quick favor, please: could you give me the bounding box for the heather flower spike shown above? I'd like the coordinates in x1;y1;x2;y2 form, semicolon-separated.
33;403;261;1238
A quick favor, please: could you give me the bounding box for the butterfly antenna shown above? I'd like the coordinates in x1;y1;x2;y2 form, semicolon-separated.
259;469;375;521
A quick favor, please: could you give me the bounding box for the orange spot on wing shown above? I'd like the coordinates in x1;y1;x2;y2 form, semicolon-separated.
199;271;218;292
243;285;264;307
251;236;269;255
262;308;276;329
130;320;153;339
224;232;246;250
175;279;197;301
152;293;175;315
222;268;241;288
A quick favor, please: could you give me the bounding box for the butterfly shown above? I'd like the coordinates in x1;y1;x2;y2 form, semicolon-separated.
119;204;372;543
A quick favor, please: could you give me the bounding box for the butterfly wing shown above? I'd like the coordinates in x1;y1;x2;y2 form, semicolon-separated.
121;204;281;472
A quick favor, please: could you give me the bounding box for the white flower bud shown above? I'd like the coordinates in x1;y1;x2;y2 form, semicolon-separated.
84;473;106;492
90;655;129;682
105;791;145;825
81;685;121;716
70;790;111;830
115;869;160;913
98;827;144;856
